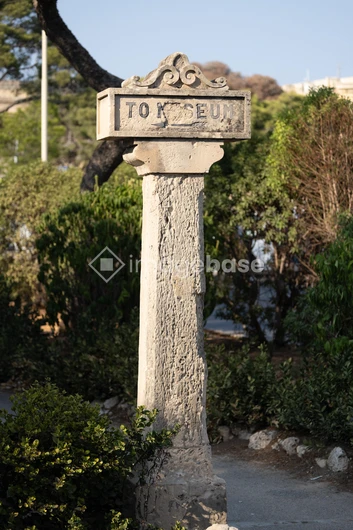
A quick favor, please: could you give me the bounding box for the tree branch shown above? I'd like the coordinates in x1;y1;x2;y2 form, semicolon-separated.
32;0;123;92
80;140;128;192
32;0;127;190
0;95;38;113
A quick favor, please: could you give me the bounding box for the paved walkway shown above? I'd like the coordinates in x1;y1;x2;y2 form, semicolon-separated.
213;453;353;530
0;391;13;412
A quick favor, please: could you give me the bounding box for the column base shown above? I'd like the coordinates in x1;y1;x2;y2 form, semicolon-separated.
136;474;227;529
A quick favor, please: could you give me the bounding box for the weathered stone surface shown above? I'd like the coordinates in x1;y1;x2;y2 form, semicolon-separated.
97;52;251;141
125;142;227;528
315;458;327;469
280;437;300;456
103;396;119;410
297;445;311;458
327;447;349;472
136;476;227;529
218;426;233;442
123;140;224;175
248;430;278;450
99;52;252;528
90;399;104;415
231;425;253;440
207;524;238;530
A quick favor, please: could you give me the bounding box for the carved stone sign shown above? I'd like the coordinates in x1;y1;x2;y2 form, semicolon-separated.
96;53;251;528
97;54;250;141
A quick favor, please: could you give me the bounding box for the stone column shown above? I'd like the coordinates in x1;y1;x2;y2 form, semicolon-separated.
124;140;228;529
97;51;250;530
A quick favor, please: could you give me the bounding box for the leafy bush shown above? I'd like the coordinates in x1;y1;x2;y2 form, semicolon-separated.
286;215;353;353
206;343;277;437
0;162;81;306
0;306;139;402
206;338;353;444
0;274;47;383
41;311;139;402
279;216;353;442
271;346;353;442
37;177;142;333
0;383;176;529
0;164;142;401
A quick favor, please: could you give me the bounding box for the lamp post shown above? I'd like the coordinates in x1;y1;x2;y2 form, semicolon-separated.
41;29;48;162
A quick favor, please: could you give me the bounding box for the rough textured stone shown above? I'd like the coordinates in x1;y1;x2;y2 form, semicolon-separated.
97;52;251;142
90;400;104;415
238;430;251;440
327;447;349;472
207;524;238;530
297;445;311;458
218;426;233;442
124;140;224;175
136;476;227;529
103;396;119;410
101;53;252;528
231;425;251;440
280;437;300;456
125;142;227;528
315;458;327;469
248;430;278;450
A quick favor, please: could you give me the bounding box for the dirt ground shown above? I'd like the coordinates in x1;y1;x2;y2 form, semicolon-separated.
212;435;353;495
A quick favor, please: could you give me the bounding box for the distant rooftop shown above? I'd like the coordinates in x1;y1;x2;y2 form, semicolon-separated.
282;76;353;101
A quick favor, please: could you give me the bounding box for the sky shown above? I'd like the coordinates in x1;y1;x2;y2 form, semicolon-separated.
58;0;353;87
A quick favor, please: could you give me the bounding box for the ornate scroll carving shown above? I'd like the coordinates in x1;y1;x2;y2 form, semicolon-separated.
122;52;229;91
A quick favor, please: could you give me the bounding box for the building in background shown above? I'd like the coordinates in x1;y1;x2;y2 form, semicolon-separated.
0;80;28;113
282;76;353;100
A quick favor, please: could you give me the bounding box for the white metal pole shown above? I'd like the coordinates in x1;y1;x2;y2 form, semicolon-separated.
41;29;48;162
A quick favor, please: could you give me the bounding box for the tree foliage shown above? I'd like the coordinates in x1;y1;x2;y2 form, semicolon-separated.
194;60;283;100
0;0;40;83
286;215;353;352
268;87;353;254
0;0;97;168
204;93;304;345
0;162;81;304
37;175;142;331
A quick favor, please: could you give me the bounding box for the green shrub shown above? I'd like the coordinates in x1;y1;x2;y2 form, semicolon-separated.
206;336;353;444
280;216;353;442
0;383;176;529
36;177;142;333
268;345;353;443
0;276;139;401
0;274;47;383
42;311;139;402
0;167;142;400
0;162;81;306
286;215;353;352
206;343;277;437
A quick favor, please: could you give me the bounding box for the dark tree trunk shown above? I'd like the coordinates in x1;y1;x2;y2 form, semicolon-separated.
33;0;125;190
32;0;123;91
80;140;126;192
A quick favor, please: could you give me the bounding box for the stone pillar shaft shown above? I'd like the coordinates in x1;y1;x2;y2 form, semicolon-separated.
138;173;212;475
124;141;227;529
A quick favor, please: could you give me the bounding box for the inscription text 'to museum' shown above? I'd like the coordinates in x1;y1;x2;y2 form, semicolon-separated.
97;89;251;141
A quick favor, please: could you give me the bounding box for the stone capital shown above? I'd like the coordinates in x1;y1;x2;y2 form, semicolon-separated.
123;140;224;175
